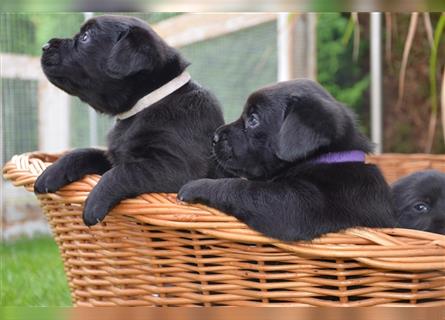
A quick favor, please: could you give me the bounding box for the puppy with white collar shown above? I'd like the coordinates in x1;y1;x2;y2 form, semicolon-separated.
35;15;225;226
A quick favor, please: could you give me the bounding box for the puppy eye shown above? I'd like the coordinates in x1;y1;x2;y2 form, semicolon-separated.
246;113;259;128
413;202;430;213
80;32;89;42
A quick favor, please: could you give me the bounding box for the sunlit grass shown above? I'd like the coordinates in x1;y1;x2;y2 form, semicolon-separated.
1;236;71;306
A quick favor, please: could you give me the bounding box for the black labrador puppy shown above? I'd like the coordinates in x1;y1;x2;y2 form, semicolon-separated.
178;79;395;241
392;170;445;234
35;15;224;226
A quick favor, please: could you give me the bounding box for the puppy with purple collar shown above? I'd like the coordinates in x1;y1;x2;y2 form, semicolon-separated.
178;79;395;241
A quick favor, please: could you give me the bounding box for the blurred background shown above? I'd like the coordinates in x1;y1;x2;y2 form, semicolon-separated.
1;12;444;306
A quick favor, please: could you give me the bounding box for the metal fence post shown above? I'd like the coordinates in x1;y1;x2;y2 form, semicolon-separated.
38;80;70;152
277;13;317;81
370;12;383;154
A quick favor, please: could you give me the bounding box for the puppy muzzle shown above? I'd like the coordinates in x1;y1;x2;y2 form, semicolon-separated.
41;38;71;67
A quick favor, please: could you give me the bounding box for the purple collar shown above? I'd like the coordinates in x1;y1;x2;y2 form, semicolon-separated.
311;150;366;164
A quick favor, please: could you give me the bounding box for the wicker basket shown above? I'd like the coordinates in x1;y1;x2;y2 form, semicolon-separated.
3;152;445;307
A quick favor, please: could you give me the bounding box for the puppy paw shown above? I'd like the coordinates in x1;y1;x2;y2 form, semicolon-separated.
82;193;112;226
177;179;213;204
34;163;71;194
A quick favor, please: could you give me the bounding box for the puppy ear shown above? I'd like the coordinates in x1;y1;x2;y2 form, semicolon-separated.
105;26;163;79
274;95;334;162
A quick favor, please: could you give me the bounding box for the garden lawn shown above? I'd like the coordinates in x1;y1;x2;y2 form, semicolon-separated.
1;236;71;306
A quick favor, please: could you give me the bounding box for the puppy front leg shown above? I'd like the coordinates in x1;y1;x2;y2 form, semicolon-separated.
34;148;112;194
178;178;233;208
82;161;191;226
179;178;283;224
178;178;325;241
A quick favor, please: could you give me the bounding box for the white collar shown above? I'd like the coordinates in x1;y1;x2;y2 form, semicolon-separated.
116;71;191;120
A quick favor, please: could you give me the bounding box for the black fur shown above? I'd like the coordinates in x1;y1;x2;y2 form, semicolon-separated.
35;15;225;226
392;170;445;234
178;79;395;241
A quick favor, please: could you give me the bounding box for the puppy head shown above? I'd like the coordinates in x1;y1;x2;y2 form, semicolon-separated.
213;79;372;179
391;170;445;234
41;15;188;114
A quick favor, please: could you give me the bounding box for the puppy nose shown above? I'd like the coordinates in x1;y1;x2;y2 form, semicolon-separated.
42;43;50;51
212;133;220;145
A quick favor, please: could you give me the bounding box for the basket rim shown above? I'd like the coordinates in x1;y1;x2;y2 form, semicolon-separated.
3;151;445;271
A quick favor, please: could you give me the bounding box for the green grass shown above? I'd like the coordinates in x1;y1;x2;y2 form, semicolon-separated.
1;236;72;306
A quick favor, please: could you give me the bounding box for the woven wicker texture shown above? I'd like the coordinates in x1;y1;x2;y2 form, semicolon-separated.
3;152;445;307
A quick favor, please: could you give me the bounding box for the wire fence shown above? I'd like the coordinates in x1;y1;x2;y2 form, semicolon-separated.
2;79;39;160
182;21;277;122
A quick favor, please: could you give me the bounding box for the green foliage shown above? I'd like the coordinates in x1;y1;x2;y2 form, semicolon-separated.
1;237;71;306
390;122;415;153
317;13;370;114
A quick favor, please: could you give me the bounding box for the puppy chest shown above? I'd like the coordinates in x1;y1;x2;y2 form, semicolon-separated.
106;125;179;164
106;125;138;164
107;134;150;164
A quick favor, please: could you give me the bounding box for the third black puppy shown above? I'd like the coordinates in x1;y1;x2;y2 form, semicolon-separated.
35;15;224;226
392;170;445;234
179;79;395;241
